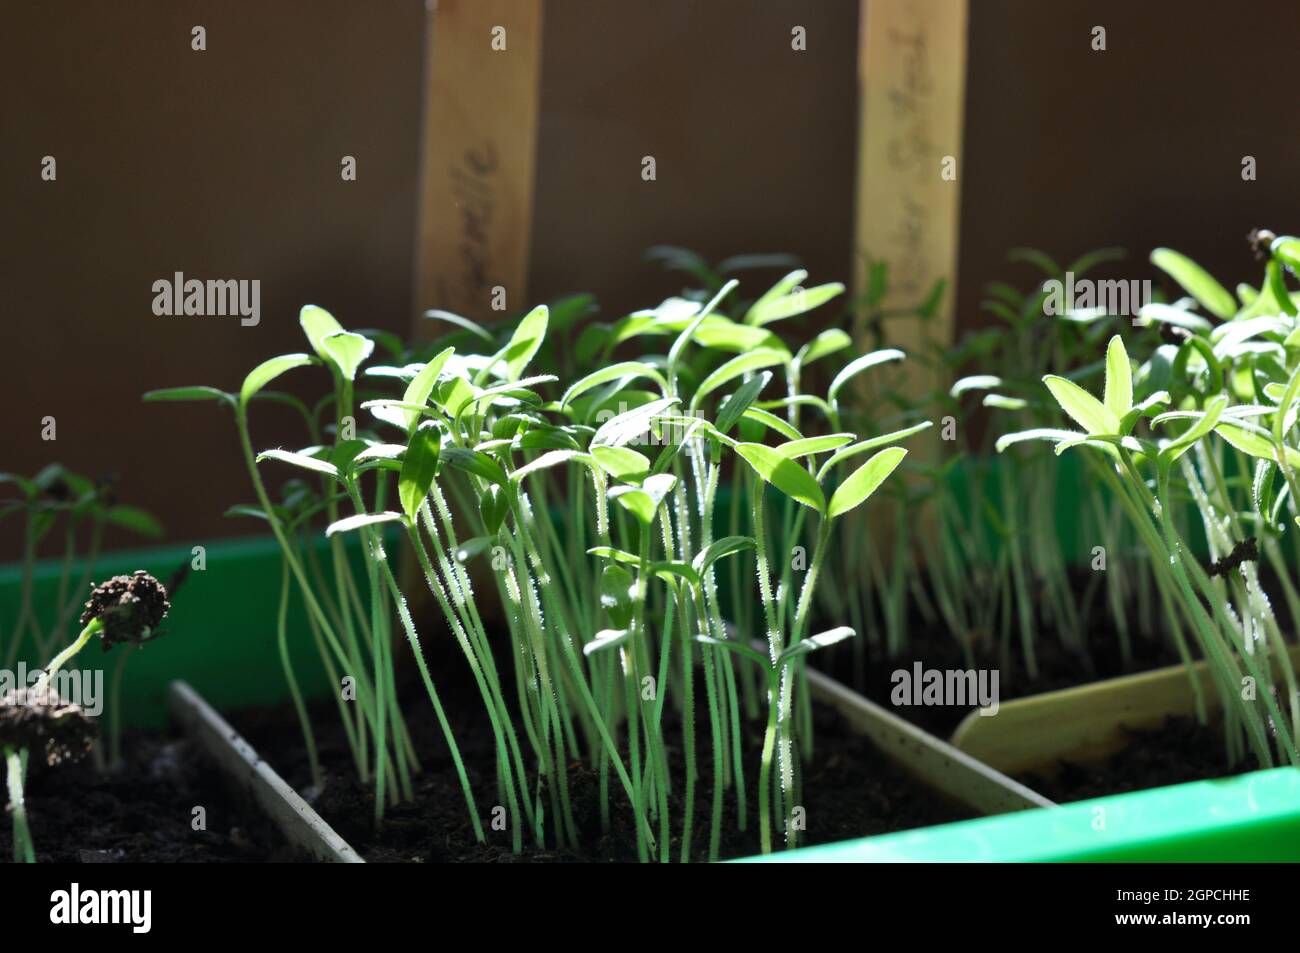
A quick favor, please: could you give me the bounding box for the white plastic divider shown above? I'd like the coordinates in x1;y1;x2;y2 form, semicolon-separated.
168;680;363;863
806;667;1054;815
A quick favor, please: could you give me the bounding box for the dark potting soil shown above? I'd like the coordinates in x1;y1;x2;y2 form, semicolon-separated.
1019;715;1259;803
0;730;291;863
232;687;973;863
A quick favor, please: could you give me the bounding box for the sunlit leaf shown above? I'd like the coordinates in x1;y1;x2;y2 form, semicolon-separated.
778;626;856;666
583;628;631;657
591;445;651;481
777;434;855;459
503;305;549;380
828;349;905;403
735;442;824;512
561;362;668;409
1150;248;1236;319
1102;335;1133;417
1043;375;1119;435
325;511;403;537
827;447;906;518
796;328;853;367
300;305;344;358
398;422;441;521
401;346;455;431
256;447;340;479
691;349;787;411
692;536;756;575
240;354;314;407
321;330;374;382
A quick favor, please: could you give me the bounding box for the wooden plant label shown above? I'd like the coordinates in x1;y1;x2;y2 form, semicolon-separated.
853;0;968;401
413;0;544;330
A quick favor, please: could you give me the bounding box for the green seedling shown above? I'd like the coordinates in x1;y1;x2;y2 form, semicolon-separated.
1000;231;1300;769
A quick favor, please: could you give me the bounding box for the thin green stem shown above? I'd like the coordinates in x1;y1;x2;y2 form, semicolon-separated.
5;747;34;863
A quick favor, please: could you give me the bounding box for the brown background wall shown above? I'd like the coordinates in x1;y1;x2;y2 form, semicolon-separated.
4;0;1299;557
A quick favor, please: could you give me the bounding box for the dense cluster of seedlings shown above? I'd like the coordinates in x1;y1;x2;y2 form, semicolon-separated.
932;249;1167;678
653;249;1167;686
124;232;1300;861
146;268;921;859
646;249;1172;691
819;233;1300;772
993;232;1300;769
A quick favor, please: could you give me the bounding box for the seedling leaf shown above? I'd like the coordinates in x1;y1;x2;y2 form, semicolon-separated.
441;445;508;486
714;372;772;435
321;330;374;382
1102;335;1133;417
591;445;651;481
398;422;441;522
240;354;314;407
401;346;455;431
143;386;236;409
584;628;631;657
1043;375;1119;435
777;434;855;459
778;626;856;666
796;329;853;367
561;362;669;408
1150;248;1236;319
325;511;403;537
691;536;756;574
827;447;907;518
691;349;788;410
257;448;340;479
503;305;549;380
104;505;164;538
300;305;345;358
735;442;825;512
828;349;905;403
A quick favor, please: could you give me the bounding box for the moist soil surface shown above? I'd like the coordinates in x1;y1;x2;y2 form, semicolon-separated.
233;684;973;862
0;730;290;863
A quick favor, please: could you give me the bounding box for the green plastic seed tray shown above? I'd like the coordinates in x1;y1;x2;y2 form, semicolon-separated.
737;767;1300;862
